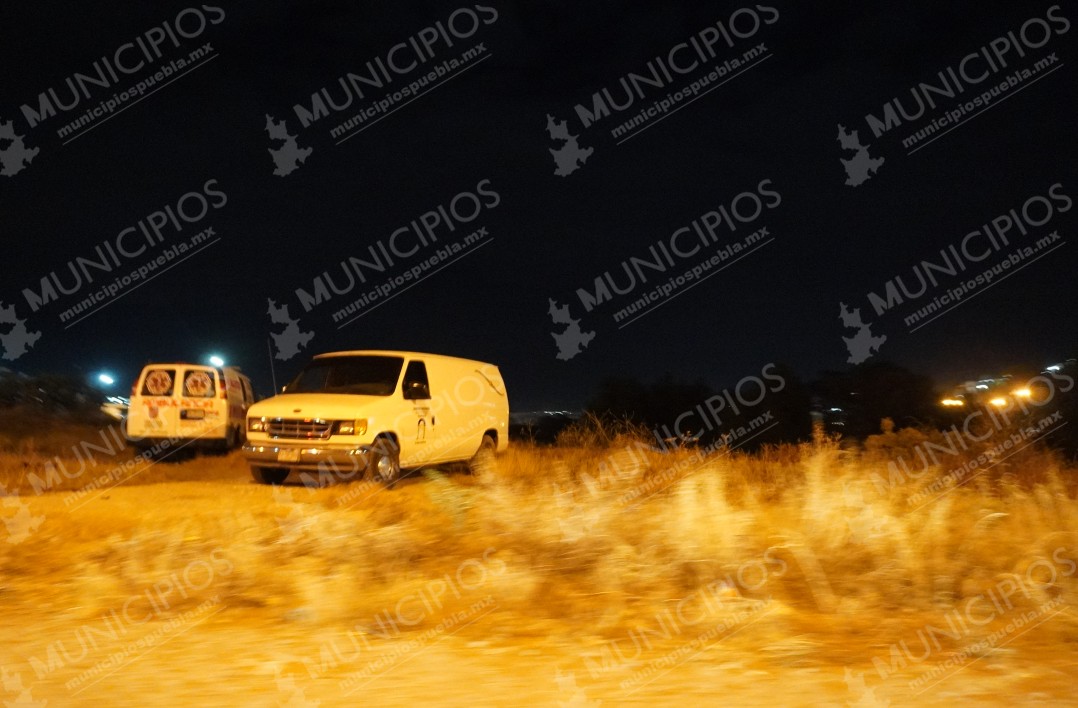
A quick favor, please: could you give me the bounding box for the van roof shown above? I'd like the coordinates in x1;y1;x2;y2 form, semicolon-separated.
138;363;246;373
313;350;497;368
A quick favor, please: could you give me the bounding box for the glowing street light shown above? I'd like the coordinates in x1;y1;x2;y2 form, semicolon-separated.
208;355;225;367
989;397;1008;408
1012;388;1032;398
940;398;965;407
97;373;115;386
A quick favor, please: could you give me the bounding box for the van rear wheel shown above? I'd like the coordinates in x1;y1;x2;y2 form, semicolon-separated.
252;467;289;485
468;435;497;475
218;427;239;454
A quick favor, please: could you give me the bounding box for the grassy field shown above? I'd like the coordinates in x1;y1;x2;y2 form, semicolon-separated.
1;419;1077;704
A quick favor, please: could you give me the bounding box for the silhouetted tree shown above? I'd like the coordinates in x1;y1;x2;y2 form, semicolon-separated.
587;374;711;437
812;361;938;438
508;413;577;445
586;369;812;449
1036;357;1078;460
746;363;813;446
586;376;651;425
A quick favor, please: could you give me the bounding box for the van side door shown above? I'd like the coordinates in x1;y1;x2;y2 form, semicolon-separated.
133;366;179;438
401;360;433;466
181;368;218;438
241;377;255;407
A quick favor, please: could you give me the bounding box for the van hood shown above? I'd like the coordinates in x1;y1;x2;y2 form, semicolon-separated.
249;393;388;420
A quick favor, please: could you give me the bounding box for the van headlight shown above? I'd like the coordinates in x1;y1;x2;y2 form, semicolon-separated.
248;417;267;432
335;419;366;436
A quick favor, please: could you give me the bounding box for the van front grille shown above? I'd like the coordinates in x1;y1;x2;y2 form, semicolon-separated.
267;418;332;440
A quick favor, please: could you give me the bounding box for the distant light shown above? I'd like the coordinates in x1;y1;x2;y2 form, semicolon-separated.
97;373;115;386
829;407;843;413
1013;388;1032;398
975;384;989;390
208;355;225;367
989;397;1008;408
940;398;965;407
1047;365;1061;372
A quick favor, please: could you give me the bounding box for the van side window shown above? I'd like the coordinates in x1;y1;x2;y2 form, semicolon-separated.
142;369;176;396
242;378;254;404
402;361;430;400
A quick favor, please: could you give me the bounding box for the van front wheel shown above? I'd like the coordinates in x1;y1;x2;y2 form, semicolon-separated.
370;436;401;488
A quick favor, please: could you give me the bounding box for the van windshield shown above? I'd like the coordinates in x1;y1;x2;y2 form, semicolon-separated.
287;356;403;396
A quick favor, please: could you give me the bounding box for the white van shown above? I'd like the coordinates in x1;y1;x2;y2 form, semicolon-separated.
242;350;509;485
126;363;255;452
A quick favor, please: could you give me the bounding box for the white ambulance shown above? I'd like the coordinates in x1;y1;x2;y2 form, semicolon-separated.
242;350;509;485
126;363;255;453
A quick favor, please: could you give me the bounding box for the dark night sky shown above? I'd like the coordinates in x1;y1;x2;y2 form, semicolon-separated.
1;1;1075;409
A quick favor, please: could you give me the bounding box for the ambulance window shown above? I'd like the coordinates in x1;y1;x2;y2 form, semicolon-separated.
402;361;430;400
183;370;216;398
141;369;176;396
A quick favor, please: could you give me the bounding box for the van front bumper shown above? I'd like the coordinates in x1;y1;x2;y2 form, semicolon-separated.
242;443;371;473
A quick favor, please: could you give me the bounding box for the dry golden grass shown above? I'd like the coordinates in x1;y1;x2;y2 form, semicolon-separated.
2;423;1077;655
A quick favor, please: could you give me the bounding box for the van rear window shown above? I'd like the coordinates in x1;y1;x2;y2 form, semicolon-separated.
183;370;217;398
141;369;176;396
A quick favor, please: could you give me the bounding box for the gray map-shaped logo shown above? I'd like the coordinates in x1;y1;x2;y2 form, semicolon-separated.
1;665;48;707
0;302;41;361
841;481;890;544
548;298;595;361
554;668;601;707
268;298;314;360
837;124;884;187
271;485;323;543
552;483;602;542
1;483;45;545
843;667;890;708
0;119;39;177
839;302;885;364
546;114;593;177
266;114;313;177
269;655;321;708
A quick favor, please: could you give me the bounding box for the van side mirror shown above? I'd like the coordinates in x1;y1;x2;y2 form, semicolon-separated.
403;381;430;400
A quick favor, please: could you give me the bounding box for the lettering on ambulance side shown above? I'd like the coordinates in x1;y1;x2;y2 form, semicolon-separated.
142;398;216;408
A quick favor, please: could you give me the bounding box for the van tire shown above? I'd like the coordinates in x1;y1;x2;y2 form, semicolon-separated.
252;467;289;485
468;435;497;475
370;435;401;488
221;427;239;452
